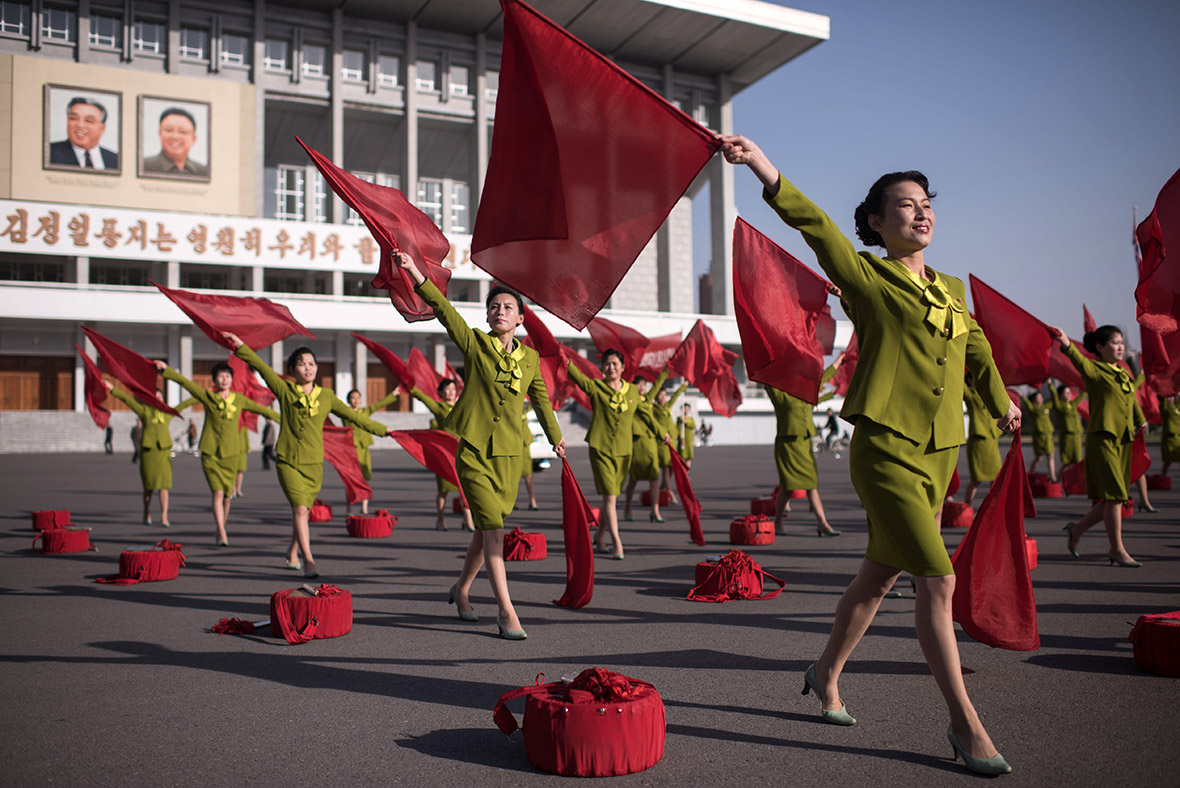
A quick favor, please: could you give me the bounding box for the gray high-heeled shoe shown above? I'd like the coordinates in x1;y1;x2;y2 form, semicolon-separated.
448;584;479;622
802;663;855;725
947;727;1012;775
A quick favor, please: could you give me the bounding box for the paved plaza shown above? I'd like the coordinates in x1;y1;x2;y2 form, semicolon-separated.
2;442;1178;786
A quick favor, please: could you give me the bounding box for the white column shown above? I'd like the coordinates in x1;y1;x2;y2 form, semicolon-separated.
271;340;285;373
404;21;419;201
75;255;89;284
709;74;736;315
656;64;675;313
74;326;92;412
474;33;489;208
335;332;353;394
166;260;180;288
252;265;264;292
253;0;267;217
432;338;447;372
166;325;181;404
355;339;368;400
330;8;345;224
331;269;343;297
179;325;193;379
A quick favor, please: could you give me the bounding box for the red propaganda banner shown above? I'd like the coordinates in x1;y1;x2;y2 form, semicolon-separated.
669;320;741;417
586;316;650;377
81;327;178;416
352;333;416;393
322;425;372;504
1134;167;1180;334
969;274;1054;386
298;137;452;322
153;281;314;351
470;0;720;330
75;343;111;429
637;333;682;382
229;352;275;432
553;459;595;609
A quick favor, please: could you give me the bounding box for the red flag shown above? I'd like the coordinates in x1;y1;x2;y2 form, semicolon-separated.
228;352;275;433
1132;432;1152;481
831;332;858;397
470;0;720;330
1083;304;1097;334
732;217;830;404
951;429;1040;651
668;447;705;546
388;430;464;502
586;316;650;377
352;333;416;393
1134;167;1180;334
322;424;372;504
669;320;742;417
969;275;1054;386
637;333;682;382
75;343;111;430
297;137;452;322
522;303;574;410
817;304;836;355
81;327;178;416
1047;339;1088;391
553;459;595;609
946;467;961;498
153;281;314;351
560;345;597;410
408;347;445;400
444;361;464;395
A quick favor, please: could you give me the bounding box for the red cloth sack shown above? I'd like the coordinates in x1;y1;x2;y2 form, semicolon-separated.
346;510;396;538
749;496;776;516
687;549;786;603
1029;479;1063;498
504;527;547;561
1122;499;1135;518
270;585;353;645
452;497;469;514
1025;536;1038;571
32;528;94;554
32;510;71;531
729;515;775;546
942;501;974;528
771;486;807;500
493;668;665;777
1147;474;1173;490
640;489;672;507
1128;611;1180;677
309;499;333;522
588;507;601;525
96;540;185;585
1061;462;1087;495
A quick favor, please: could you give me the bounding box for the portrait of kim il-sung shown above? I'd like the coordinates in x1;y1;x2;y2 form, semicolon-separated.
138;95;211;182
43;85;123;174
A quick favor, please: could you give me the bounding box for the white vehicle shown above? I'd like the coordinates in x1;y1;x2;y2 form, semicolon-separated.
527;410;556;471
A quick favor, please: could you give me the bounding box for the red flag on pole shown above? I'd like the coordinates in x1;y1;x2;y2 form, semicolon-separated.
353;333;416;393
586;316;651;378
81;327;178;416
969;274;1054;386
668;447;705;546
553;459;595;609
152;281;314;351
228;352;275;433
1134;167;1180;335
298;137;452;322
637;333;682;382
732;216;830;404
470;0;720;330
1082;304;1097;334
75;343;111;429
668;320;742;417
322;424;373;504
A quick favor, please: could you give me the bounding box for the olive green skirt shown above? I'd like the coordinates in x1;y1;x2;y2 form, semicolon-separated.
630;435;660;481
519;451;533;478
277;459;323;508
775;435;818;491
657;442;672;468
436;473;459;494
1162;429;1180;464
678;438;694;461
850;419;956;577
1032;431;1054;457
139;446;172;491
1085;432;1131;501
456;439;517;530
356;444;373;481
589;448;631;496
966;435;1001;483
1059;430;1083;466
201;453;238;495
236;429;249;472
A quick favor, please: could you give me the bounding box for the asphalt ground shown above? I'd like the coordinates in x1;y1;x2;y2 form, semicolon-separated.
1;442;1178;787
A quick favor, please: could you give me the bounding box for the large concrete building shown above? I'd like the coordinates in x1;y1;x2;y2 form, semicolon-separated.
0;0;835;451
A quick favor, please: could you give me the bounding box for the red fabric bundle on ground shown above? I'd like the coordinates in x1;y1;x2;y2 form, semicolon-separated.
1123;499;1135;518
153;281;314;350
452;497;469;514
947;467;961;497
586;316;650;377
969;275;1054;386
503;527;547;561
669;320;741;417
81;327;177;416
732;217;830;404
668;448;705;546
493;668;665;777
211;618;260;635
1135;167;1180;335
228;352;275;432
1128;611;1180;677
322;425;373;505
749;496;775;516
637;333;682;382
1025;536;1039;571
75;344;111;429
951;429;1040;651
32;528;93;554
471;0;720;330
32;510;71;531
687;549;785;602
640;489;671;507
729;515;774;546
554;460;595;609
97;540;186;585
352;333;416;392
1029;479;1064;498
270;585;353;645
942;501;974;529
299;137;452;322
309;499;333;522
1147;474;1173;490
346;510;396;538
1061;462;1086;495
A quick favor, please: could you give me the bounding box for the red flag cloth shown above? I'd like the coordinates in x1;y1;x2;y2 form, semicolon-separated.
951;429;1040;651
1132;433;1152;482
969;274;1054;386
554;459;595;609
297;137;452;322
637;333;682;382
1083;304;1097;334
352;333;416;392
75;343;111;429
470;0;720;330
831;332;858;397
1139;322;1180;397
153;281;314;351
322;425;373;504
668;447;705;546
817;304;836;355
522;303;575;410
388;430;466;506
1134;167;1180;334
669;320;742;417
81;327;178;416
586;316;651;377
229;352;275;433
1047;339;1088;391
946;467;961;498
732;217;830;404
444;361;464;395
408;347;445;400
561;345;598;410
1137;376;1161;426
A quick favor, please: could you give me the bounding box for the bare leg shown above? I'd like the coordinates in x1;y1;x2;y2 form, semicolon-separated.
462;507;474;531
212;490;228;543
648;480;661;520
661;466;679;504
454;530;484;613
159;489;170;525
142;491;152;523
435;493;447;530
808;489;837;534
685;458;692;470
524;475;537;508
775;487;791;533
291;505;315;573
597;493;621;553
235;472;244;497
481;529;522;630
624;478;638;519
1101;500;1135;562
914;574;1000;760
1135;476;1155;511
963;481;981;507
361;497;369;514
1047;454;1057;483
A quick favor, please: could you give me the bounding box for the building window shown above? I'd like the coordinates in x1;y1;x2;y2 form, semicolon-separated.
41;6;75;43
416;178;443;227
0;255;65;283
0;2;30;36
302;43;326;77
449;181;470;233
345;172;400;226
221;32;250;67
178;26;209;60
90;260;151;287
264;38;289;70
377;54;399;87
449;64;470;97
485;69;499;99
179;265;231;290
274;165;305;221
693;104;711;129
88;13;121;48
133;19;164;54
310;172;327;223
415;60;436;92
341;49;365;81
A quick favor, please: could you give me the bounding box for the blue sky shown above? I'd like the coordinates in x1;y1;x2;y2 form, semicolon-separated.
698;0;1180;348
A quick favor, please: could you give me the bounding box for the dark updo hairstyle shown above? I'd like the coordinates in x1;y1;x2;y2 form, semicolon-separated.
486;285;524;312
286;346;317;374
210;362;233;379
601;348;625;368
1082;325;1121;355
437;378;456;397
853;171;936;248
1057;384;1070;397
347;389;361;400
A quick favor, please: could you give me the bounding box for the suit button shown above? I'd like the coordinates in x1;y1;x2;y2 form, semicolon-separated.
941;329;949;337
936;357;947;365
493;416;500;423
499;399;505;406
933;386;944;396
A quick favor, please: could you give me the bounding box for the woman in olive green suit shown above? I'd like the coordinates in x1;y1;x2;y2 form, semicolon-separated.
1049;384;1085;466
346;387;400;515
723;135;1019;775
410;379;474;532
1052;325;1146;567
623;370;670;522
156;360;279;546
394;251;565;640
516;403;539;511
676;403;695;468
568;348;660;559
1161;393;1180;477
765;383;840;537
962;374;1002;506
1021;390;1056;480
104;380;180;527
233;423;249;498
654;381;688;504
222;337;391;578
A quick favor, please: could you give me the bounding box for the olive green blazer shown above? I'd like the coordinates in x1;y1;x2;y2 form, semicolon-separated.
764;174;1009;449
1021;396;1055;437
567;362;657;455
164;367;279;459
1063;344;1144;441
963;382;1001;441
632;369;669;439
352;390;399;450
765;384;817;439
410;386;455;432
415;280;561;457
653;382;687;437
1161;398;1180;437
677;416;695;446
110;388;175;449
176;397;200;412
235;344;387;465
1048;386;1084;435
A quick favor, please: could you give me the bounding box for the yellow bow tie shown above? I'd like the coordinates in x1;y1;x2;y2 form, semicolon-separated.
494;340;526;396
919;275;968;340
1108;365;1133;394
294;384;322;417
151;410;168;425
608;383;631;413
